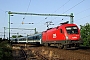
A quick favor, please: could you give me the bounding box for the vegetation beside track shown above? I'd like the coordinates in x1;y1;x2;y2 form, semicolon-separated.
0;40;12;60
80;23;90;47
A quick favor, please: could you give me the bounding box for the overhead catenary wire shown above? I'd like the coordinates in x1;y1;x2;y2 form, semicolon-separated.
53;0;71;13
17;0;71;28
43;0;71;25
23;0;32;21
11;0;32;34
44;0;71;20
75;7;90;22
18;0;32;32
34;0;72;31
36;0;71;26
76;14;90;20
62;0;85;14
50;0;85;22
75;7;90;15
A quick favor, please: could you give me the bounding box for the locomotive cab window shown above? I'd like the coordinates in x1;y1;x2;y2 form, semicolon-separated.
66;26;78;34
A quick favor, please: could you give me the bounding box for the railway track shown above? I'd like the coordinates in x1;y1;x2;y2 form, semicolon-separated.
12;45;27;60
12;49;27;60
12;44;49;60
12;44;90;60
68;49;90;56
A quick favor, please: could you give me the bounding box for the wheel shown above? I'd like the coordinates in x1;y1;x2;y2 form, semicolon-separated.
44;43;50;47
75;44;80;49
36;42;40;46
63;45;69;49
76;44;80;47
57;44;64;49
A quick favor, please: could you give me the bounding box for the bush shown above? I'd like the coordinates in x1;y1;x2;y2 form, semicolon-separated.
0;41;12;60
80;23;90;47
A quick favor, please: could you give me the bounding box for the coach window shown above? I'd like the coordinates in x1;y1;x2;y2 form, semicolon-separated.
36;36;38;39
60;29;63;33
33;36;35;40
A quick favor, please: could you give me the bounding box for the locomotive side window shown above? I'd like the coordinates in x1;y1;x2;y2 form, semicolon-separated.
66;26;78;34
60;29;63;33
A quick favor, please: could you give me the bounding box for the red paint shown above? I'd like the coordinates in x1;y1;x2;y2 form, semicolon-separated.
42;24;81;42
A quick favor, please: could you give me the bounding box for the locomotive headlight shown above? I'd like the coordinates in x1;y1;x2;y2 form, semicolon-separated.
66;36;68;40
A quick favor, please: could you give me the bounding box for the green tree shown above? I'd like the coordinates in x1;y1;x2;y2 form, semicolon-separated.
18;35;23;37
12;35;23;38
80;23;90;46
12;35;17;38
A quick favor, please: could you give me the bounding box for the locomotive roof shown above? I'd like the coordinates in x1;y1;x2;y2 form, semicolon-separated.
60;21;69;25
61;23;77;27
44;23;77;31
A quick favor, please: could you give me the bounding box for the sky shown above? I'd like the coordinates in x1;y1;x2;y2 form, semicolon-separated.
0;0;90;38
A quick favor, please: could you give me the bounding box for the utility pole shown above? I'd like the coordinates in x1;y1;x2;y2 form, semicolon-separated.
70;13;74;24
4;27;5;39
8;12;10;40
8;11;14;40
34;28;37;34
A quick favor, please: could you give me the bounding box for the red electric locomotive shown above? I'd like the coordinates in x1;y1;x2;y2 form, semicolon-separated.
41;22;82;49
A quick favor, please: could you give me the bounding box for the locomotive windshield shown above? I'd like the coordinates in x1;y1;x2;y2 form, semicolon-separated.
66;26;78;34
